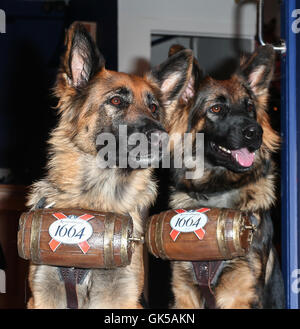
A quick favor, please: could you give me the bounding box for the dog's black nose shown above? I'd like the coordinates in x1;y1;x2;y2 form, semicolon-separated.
242;124;262;142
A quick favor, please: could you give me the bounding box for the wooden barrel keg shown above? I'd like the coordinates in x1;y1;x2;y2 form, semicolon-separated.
18;208;136;268
145;208;257;261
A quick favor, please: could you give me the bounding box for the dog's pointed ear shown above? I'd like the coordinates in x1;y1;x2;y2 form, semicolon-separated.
62;22;105;89
168;44;186;57
240;45;275;96
168;44;203;104
150;49;194;109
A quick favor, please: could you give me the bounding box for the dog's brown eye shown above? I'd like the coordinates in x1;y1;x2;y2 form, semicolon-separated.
110;96;122;106
210;105;222;113
150;103;158;113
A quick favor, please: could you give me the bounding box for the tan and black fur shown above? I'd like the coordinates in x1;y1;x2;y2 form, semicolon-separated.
166;45;285;308
26;24;194;308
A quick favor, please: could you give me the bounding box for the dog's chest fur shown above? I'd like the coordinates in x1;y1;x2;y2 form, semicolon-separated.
27;147;157;235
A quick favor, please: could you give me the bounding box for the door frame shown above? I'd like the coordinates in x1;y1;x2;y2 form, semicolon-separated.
281;0;300;309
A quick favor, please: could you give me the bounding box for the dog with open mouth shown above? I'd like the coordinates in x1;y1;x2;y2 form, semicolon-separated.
165;44;285;308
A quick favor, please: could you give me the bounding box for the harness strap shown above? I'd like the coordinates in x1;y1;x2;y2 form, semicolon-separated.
58;267;89;309
192;260;224;309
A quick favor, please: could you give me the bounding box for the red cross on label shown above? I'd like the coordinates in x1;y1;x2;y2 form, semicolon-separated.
169;208;210;242
48;213;94;253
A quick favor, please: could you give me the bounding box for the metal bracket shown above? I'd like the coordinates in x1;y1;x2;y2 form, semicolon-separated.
257;0;286;53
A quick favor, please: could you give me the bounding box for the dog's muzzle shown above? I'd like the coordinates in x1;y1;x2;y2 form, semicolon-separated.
127;127;169;167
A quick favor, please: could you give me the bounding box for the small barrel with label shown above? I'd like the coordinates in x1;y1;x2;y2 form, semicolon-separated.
145;208;256;261
17;208;136;268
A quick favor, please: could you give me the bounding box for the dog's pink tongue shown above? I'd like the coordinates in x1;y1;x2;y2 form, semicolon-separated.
231;148;255;167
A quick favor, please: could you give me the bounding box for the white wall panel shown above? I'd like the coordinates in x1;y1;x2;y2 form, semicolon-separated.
118;0;256;73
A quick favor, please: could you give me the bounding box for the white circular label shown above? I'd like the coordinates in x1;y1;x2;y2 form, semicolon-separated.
170;211;208;233
48;216;93;245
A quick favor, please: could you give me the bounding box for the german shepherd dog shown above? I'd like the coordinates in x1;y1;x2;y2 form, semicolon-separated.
26;24;194;308
166;45;285;308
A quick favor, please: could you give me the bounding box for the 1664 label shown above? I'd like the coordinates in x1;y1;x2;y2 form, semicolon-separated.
48;213;94;253
169;208;210;242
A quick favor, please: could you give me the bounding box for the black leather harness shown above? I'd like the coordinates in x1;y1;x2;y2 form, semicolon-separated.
58;267;89;309
192;260;224;309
